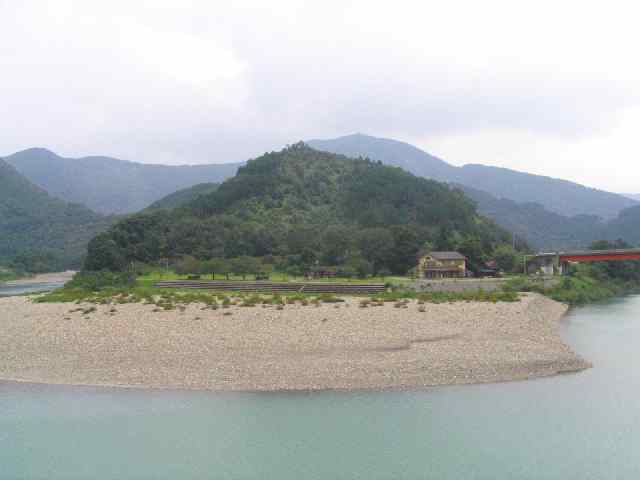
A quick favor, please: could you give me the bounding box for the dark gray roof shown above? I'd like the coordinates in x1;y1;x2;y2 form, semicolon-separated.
428;251;466;260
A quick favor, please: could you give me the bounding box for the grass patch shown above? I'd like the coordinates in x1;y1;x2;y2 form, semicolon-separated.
0;269;26;283
504;271;640;305
316;294;345;303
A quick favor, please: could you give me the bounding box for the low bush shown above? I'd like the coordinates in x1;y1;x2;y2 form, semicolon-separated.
64;271;136;292
317;294;345;303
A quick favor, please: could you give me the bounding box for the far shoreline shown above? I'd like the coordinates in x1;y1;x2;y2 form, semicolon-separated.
0;361;589;394
1;271;75;287
0;293;591;392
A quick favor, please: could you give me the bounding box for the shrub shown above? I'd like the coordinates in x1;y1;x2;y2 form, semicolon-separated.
317;294;344;303
65;271;135;292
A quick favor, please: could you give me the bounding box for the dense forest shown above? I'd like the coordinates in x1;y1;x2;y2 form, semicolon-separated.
86;143;518;275
0;158;115;272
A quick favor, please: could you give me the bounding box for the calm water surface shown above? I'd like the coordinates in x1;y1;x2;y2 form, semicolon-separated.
0;281;65;297
2;295;640;479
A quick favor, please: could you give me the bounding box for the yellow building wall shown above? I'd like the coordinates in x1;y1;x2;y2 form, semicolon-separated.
417;256;466;278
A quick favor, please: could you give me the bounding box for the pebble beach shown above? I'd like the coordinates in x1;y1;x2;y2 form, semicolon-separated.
0;293;590;391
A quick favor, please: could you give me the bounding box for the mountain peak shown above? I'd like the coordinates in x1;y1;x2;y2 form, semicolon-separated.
307;134;456;181
307;134;637;220
9;147;59;159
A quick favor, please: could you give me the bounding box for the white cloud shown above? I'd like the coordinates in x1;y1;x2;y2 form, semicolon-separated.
424;105;640;192
1;0;639;191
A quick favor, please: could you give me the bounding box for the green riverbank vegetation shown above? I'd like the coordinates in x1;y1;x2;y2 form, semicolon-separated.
0;266;21;283
35;270;518;306
505;241;640;305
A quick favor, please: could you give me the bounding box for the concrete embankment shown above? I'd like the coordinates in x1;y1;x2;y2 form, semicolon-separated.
412;276;560;293
0;293;589;391
155;280;385;295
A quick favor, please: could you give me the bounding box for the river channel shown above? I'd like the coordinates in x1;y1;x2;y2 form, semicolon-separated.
1;295;639;479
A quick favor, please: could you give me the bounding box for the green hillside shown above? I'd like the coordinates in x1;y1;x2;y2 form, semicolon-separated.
86;143;514;274
5;148;240;214
0;158;115;270
146;183;219;211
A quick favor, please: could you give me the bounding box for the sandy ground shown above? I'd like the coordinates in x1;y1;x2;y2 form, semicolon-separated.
1;271;75;286
0;293;590;391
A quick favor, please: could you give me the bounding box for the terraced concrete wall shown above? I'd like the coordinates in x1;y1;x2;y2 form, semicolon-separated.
412;277;559;293
154;280;386;295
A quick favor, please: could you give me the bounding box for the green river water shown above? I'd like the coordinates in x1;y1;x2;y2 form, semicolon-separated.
2;295;640;479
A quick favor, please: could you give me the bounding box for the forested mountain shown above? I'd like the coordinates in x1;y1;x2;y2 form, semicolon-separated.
86;143;514;274
146;183;219;211
0;158;115;270
5;148;241;214
308;134;637;219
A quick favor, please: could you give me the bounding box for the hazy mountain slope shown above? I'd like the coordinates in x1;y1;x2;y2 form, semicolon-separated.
458;185;606;250
308;134;637;219
146;183;219;211
607;206;640;246
461;185;640;250
455;164;636;219
0;158;115;268
624;194;640;201
5;148;241;214
308;133;457;181
86;143;512;273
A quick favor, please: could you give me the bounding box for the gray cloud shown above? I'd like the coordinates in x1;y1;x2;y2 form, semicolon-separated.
1;0;639;191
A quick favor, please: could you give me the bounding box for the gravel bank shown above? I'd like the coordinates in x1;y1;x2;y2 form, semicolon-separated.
0;293;590;391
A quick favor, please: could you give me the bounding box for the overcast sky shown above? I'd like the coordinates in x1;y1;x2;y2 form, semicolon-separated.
2;0;639;193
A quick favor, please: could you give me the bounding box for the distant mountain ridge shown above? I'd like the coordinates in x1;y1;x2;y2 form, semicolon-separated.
308;134;637;220
5;148;242;214
0;158;114;268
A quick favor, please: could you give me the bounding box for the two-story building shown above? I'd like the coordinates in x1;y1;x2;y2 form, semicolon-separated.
416;251;466;279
